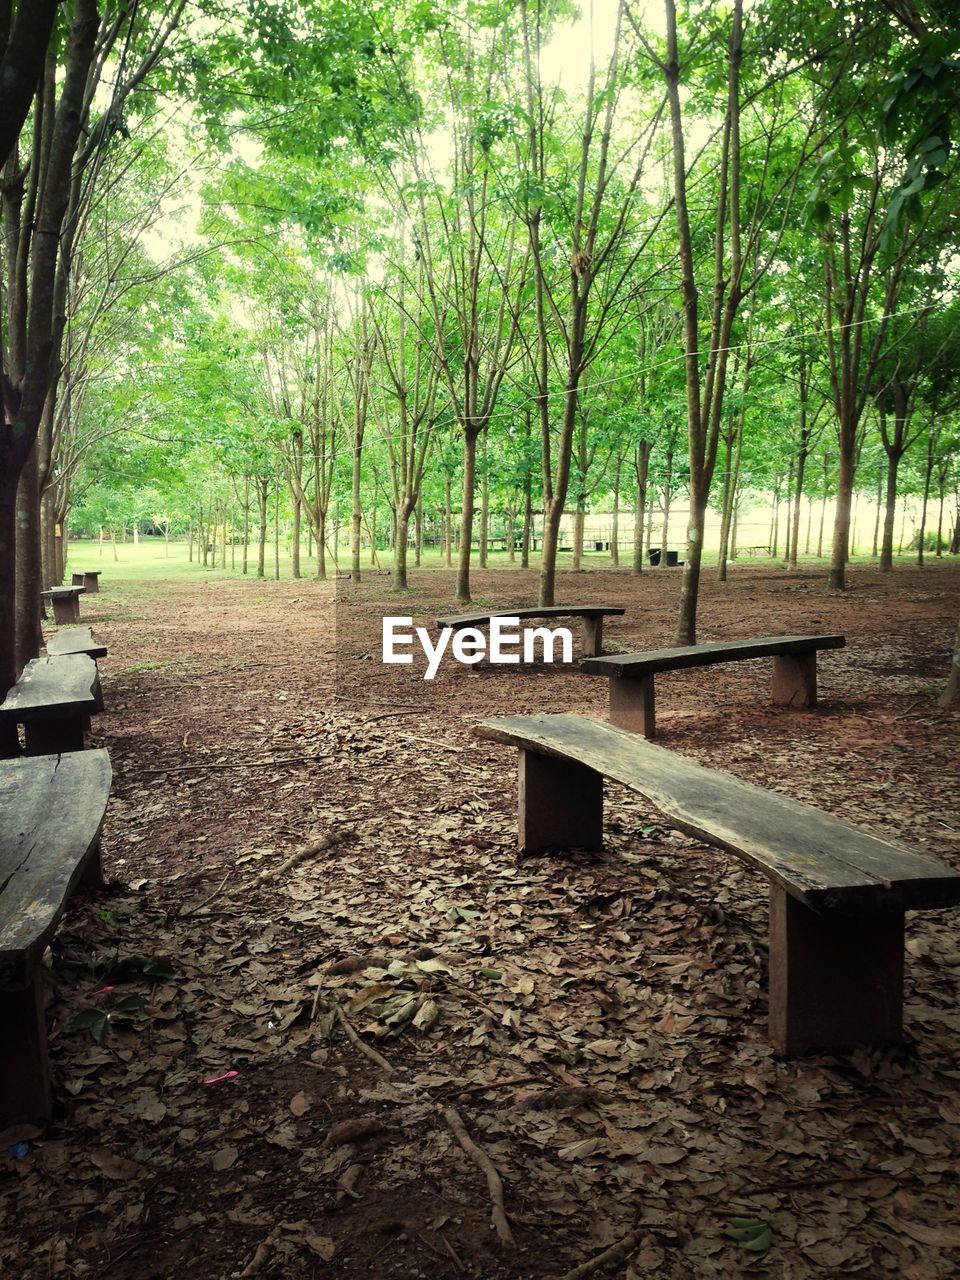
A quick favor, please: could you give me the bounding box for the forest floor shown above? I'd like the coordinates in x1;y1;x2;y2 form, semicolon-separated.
2;561;960;1280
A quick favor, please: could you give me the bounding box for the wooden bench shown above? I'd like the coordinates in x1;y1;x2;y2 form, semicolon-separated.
0;655;102;755
580;634;845;738
436;606;626;659
46;626;107;660
41;586;85;624
71;570;102;593
0;749;112;1124
476;713;960;1055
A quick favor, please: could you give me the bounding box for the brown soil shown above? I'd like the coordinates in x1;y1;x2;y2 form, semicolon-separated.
2;561;959;1280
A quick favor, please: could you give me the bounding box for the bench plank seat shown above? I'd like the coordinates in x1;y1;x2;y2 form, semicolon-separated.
581;634;845;737
476;713;960;1054
437;606;626;658
46;627;108;660
0;749;112;1123
0;654;101;754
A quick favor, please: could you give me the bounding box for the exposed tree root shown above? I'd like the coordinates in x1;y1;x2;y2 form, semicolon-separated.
442;1105;514;1246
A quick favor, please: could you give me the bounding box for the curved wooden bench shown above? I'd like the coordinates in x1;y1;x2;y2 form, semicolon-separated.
0;655;102;755
580;634;845;737
476;713;960;1056
0;749;112;1124
437;605;626;659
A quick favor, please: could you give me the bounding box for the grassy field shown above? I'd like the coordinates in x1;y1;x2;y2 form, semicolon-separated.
65;535;942;584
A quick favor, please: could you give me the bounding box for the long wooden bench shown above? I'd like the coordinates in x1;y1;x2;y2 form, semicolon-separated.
46;626;108;660
437;605;626;659
580;634;845;737
475;713;960;1056
0;655;102;755
41;586;85;624
0;749;112;1124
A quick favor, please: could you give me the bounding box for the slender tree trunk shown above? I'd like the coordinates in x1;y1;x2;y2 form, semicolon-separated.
274;483;280;580
243;475;250;574
415;496;423;568
479;449;489;569
321;509;330;581
291;496;301;579
457;428;480;602
394;502;413;591
444;473;453;568
14;443;42;670
611;455;622;566
633;441;650;574
829;423;856;589
872;471;882;557
936;475;945;557
0;471;19;754
918;431;934;566
880;451;902;571
257;483;267;578
188;520;194;563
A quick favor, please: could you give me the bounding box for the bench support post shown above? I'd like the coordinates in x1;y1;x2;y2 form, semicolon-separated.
51;597;80;625
771;652;817;707
609;675;656;738
72;572;84;587
768;889;904;1055
82;573;100;594
24;717;86;756
0;977;52;1126
519;749;603;853
581;616;603;658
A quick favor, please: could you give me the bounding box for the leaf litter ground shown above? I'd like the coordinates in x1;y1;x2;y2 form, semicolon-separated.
2;562;959;1280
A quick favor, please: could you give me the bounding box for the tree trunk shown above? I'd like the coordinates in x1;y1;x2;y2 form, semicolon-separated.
394;502;412;591
611;455;622;566
829;425;856;589
243;475;250;574
0;469;20;753
257;484;268;578
872;471;882;558
479;456;489;569
633;441;650;574
444;473;453;569
274;483;280;580
317;510;326;579
918;430;934;566
415;496;423;568
457;427;480;602
291;496;301;579
14;443;42;671
880;451;902;571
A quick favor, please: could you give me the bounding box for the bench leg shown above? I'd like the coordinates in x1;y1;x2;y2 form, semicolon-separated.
24;717;86;755
581;616;603;658
52;598;80;624
771;653;817;707
78;838;105;892
519;749;603;853
768;888;904;1055
609;675;656;737
0;978;52;1126
83;575;99;594
72;573;84;586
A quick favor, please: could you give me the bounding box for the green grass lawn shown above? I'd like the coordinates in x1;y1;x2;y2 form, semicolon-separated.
64;536;941;585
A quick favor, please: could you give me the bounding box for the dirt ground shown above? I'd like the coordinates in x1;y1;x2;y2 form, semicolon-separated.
2;560;960;1279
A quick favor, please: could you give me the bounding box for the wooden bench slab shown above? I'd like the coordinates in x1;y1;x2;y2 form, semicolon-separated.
437;606;626;658
0;749;112;1123
41;587;85;624
46;627;108;660
476;713;960;1054
581;634;846;737
0;655;101;755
